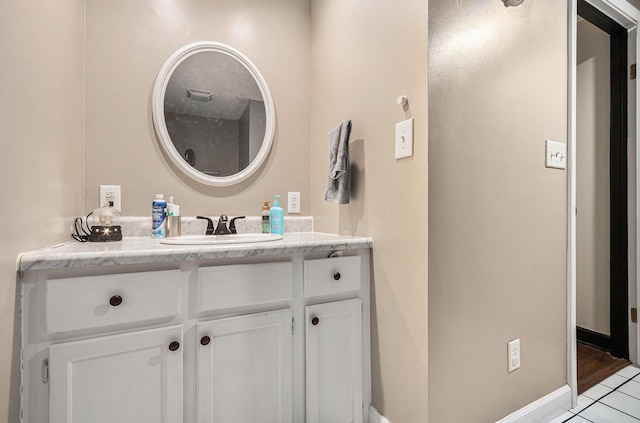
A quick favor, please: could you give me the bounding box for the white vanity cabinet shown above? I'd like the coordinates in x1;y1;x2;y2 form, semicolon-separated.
48;325;183;423
21;268;185;423
196;309;292;423
303;256;364;423
305;300;362;423
19;235;372;423
193;261;294;423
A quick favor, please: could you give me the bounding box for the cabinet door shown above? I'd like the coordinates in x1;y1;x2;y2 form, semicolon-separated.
197;309;292;423
306;299;362;423
48;325;183;423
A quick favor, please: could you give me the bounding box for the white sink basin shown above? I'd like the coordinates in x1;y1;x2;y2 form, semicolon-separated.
160;233;283;245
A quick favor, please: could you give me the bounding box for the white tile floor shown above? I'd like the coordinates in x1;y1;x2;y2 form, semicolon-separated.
551;366;640;422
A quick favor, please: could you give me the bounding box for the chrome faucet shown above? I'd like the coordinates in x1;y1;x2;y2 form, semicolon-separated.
196;215;245;235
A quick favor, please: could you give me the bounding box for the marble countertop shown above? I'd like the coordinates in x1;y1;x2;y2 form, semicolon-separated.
17;232;373;272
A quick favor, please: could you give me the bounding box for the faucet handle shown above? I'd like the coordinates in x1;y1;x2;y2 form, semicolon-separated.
196;216;214;235
229;216;246;234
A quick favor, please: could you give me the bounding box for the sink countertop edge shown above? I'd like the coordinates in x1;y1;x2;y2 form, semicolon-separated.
17;232;374;273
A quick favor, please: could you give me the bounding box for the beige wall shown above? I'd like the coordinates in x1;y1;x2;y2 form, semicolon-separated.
576;19;611;336
84;0;311;217
428;0;568;422
309;1;428;422
1;1;579;422
0;1;85;421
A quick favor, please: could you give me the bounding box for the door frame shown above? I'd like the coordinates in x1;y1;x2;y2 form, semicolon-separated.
568;0;640;407
576;0;629;359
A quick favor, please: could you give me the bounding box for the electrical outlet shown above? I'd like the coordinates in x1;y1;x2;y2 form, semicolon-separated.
288;192;301;214
99;185;121;211
508;338;520;373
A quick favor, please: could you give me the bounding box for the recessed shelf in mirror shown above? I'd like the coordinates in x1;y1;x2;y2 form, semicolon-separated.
152;41;275;186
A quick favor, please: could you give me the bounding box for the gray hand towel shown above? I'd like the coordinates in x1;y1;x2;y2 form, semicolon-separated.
324;120;352;204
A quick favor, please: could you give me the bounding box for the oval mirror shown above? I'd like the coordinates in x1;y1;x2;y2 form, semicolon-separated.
152;41;275;186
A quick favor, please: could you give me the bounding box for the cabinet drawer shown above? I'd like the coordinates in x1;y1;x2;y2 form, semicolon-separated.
304;256;361;297
196;262;293;313
45;270;181;334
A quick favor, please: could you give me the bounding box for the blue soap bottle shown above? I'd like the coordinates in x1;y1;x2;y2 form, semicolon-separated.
269;194;284;235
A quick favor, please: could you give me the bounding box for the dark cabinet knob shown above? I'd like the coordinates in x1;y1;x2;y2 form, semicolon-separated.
333;272;341;281
312;317;319;326
200;336;211;346
168;341;180;351
109;295;123;307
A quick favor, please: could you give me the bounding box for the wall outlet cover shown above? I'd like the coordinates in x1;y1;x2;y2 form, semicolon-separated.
508;338;521;373
288;192;301;214
99;185;121;211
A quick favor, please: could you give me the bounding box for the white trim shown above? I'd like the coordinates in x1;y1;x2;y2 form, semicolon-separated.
368;405;392;423
494;386;572;423
568;2;578;409
151;41;276;187
586;0;640;29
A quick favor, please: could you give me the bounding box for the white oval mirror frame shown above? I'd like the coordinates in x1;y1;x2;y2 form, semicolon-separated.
152;41;275;187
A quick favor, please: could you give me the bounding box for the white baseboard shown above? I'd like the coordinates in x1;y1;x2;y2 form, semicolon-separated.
369;405;392;423
495;385;572;423
369;386;570;423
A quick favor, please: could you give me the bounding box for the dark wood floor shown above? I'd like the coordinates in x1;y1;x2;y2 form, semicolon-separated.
578;342;631;394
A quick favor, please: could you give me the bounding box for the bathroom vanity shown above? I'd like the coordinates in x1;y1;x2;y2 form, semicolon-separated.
18;232;372;423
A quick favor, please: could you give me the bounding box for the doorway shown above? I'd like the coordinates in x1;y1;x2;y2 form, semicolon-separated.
576;0;629;391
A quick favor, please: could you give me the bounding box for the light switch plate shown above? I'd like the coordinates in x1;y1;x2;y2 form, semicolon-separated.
395;118;414;160
545;140;566;170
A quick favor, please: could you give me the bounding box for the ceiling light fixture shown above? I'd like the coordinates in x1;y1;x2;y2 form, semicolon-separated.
187;88;213;102
502;0;525;6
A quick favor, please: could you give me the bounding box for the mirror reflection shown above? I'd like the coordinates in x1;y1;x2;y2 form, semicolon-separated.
164;51;266;177
152;42;275;186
